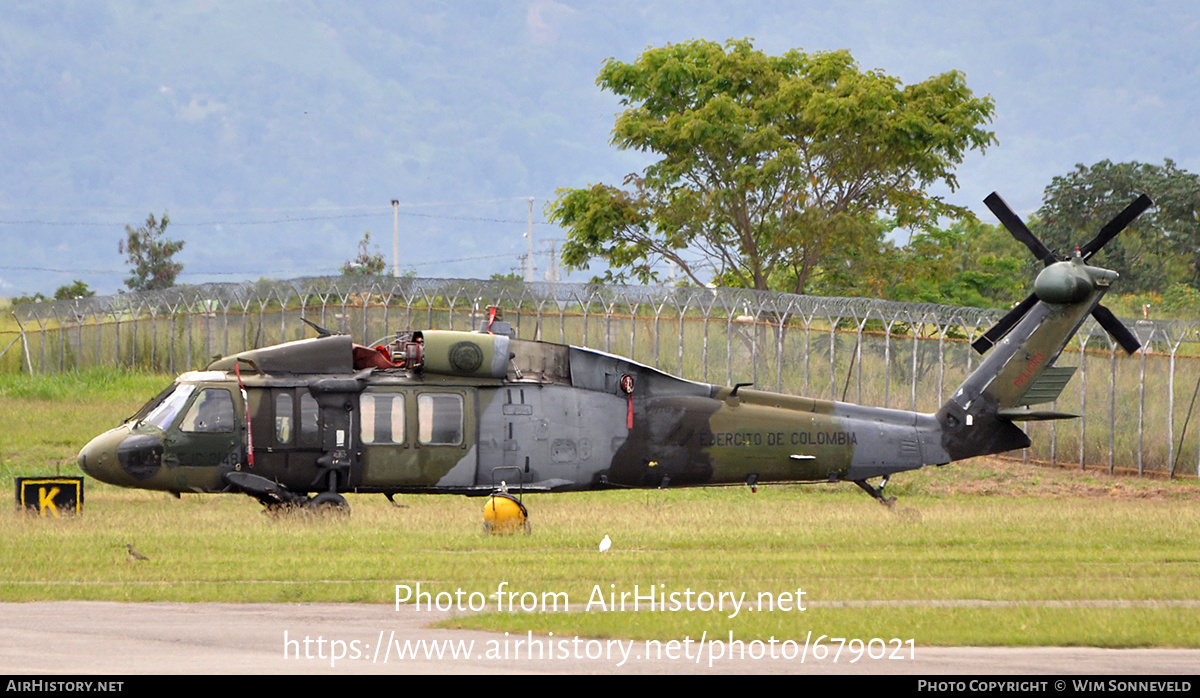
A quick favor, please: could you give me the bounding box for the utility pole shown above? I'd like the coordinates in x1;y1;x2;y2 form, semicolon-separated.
523;198;535;282
539;238;561;283
391;200;400;277
514;255;530;280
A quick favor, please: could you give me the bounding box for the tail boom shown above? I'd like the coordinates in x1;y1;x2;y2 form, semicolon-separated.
934;263;1112;463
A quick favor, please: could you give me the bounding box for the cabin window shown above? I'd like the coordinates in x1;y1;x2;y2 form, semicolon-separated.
179;388;235;433
361;394;405;444
275;393;293;444
299;393;320;445
143;383;196;430
418;393;463;445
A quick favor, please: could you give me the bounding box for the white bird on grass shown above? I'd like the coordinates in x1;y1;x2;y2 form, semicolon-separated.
599;534;611;553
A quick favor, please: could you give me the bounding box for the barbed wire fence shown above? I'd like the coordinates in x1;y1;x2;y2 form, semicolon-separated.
7;275;1200;478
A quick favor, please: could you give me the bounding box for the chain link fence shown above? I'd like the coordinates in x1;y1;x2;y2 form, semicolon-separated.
7;276;1200;477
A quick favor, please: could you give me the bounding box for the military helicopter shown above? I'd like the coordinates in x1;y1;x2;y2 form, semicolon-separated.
77;192;1152;516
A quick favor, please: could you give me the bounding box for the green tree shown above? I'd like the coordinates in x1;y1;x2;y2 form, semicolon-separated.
53;280;95;300
10;292;47;306
12;281;118;305
1037;159;1200;294
883;219;1029;308
119;212;184;291
340;231;387;275
549;38;996;295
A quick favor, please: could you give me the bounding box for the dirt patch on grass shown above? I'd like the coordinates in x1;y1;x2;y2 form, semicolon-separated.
910;456;1200;501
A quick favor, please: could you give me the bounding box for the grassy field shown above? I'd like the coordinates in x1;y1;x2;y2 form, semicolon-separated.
2;370;1199;648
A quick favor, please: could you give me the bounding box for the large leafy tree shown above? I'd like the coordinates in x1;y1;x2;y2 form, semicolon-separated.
1037;159;1200;294
549;39;996;294
882;219;1029;308
119;212;184;291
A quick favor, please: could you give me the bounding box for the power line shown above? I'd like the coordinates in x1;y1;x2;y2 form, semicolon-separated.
0;197;561;286
182;213;382;226
0;252;520;277
392;211;554;225
0;195;539;215
0;196;556;227
405;252;516;267
0;212;554;227
0;266;118;274
0;213;379;227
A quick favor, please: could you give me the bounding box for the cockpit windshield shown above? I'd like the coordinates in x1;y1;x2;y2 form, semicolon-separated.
141;383;197;430
125;382;175;424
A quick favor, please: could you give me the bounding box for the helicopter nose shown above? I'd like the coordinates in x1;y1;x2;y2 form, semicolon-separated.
78;427;163;487
78;428;122;485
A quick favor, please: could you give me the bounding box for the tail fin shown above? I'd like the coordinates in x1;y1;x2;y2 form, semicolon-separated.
933;192;1151;462
936;257;1106;460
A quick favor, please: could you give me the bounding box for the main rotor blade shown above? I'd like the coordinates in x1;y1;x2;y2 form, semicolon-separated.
1078;194;1154;261
1092;304;1141;355
984;192;1058;266
972;293;1038;354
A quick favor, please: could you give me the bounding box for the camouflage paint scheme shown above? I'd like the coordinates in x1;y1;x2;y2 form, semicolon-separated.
95;168;1171;507
76;249;1126;511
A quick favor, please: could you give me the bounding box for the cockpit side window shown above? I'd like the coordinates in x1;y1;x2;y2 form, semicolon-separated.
179;388;236;433
143;384;196;430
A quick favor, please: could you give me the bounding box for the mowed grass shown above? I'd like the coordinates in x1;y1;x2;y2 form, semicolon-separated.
2;370;1200;648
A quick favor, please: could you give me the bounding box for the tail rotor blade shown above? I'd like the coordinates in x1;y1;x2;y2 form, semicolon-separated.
1078;194;1154;261
974;191;1149;356
984;192;1058;266
973;293;1038;354
1092;304;1141;354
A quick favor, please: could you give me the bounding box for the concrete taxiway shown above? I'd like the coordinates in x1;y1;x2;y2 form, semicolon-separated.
2;602;1198;675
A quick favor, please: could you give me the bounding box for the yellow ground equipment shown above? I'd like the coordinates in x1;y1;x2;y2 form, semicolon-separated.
483;492;530;535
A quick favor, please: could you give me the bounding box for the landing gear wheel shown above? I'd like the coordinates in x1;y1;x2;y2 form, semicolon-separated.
263;501;302;517
853;477;897;508
305;492;350;516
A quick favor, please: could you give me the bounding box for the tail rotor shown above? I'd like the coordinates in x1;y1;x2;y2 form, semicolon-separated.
972;192;1153;355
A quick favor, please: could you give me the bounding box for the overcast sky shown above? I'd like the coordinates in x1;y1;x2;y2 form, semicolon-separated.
2;0;1197;295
